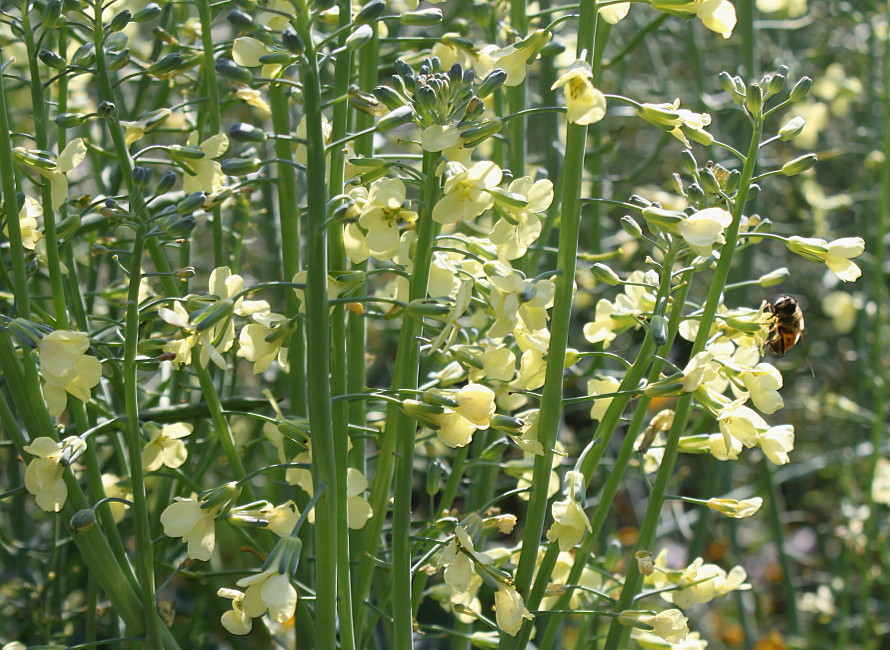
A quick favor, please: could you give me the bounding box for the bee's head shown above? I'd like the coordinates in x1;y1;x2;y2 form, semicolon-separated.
772;295;798;315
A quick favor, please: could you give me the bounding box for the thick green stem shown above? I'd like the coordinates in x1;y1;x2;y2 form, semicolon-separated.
298;13;339;645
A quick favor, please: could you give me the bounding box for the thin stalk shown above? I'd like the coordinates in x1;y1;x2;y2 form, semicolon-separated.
195;0;225;266
506;0;527;177
505;7;601;649
297;9;339;644
602;117;764;650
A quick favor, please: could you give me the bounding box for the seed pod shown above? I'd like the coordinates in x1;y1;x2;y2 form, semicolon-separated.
400;8;442;26
228;122;267;143
215;57;253;84
220;157;262;176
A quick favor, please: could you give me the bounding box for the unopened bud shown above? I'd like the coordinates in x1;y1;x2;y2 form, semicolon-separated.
591;262;621;286
133;2;162;22
789;76;812;102
215;57;253;84
221;157;262;176
781;153;817;176
401;8;443;26
376;106;415;132
70;509;97;534
108;8;131;32
354;0;385;25
779;116;806;141
621;215;643;239
758;267;789;287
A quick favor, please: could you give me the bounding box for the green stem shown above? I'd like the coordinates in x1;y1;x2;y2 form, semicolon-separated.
297;9;339;644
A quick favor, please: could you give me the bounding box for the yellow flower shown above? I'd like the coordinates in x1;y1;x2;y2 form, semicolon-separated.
2;196;43;250
637;99;713;146
232;36;284;79
679;207;733;256
588;376;622;422
37;330;103;417
493;584;534;636
237;568;297;623
24;138;88;209
142;422;192;471
599;2;630;23
23;436;84;512
551;60;607;125
217;588;252;635
237;312;289;374
872;458;890;505
160;497;219;561
489;177;554;260
101;473;132;523
706;497;763;518
546;471;593;551
786;235;865;282
652;0;737;38
619;609;688;644
182;133;229;196
433;161;502;225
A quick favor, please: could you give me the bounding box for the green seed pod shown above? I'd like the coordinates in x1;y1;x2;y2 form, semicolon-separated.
401;8;442;26
56;214;81;239
789;76;812;102
220;157;262;176
39;49;67;70
781;153;817;176
425;458;444;496
133;2;161;22
215;57;253;84
108;8;131;32
168;145;206;161
354;0;386;25
193;298;235;331
259;52;294;65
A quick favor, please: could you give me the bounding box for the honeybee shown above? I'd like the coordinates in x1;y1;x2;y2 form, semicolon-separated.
765;295;805;356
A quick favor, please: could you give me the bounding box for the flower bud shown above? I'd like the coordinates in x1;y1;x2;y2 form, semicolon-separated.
724;169;741;195
227;8;257;30
460;118;503;147
70;509;97;534
177;191;207;214
426;458;444;496
706;497;763;519
699;167;720;195
778;115;805;141
215;57;253;84
376;106;415;132
591;262;620;286
781;153;817;176
642;206;684;231
133;2;162;22
650;314;669;347
96;101;116;118
768;72;786;95
758;267;789;287
789;76;812;102
71;43;96;67
407;299;453;319
132;165;152;190
680;149;697;175
228;122;267;144
165;216;197;237
108;8;131;32
354;0;385;25
488;414;526;434
55;112;88;128
373;85;405;110
155;170;178;196
199;482;242;514
43;0;62;28
39;49;67;70
401;8;442;26
221;158;262;176
477;68;507;98
621;215;643;239
346;24;374;51
148;52;183;76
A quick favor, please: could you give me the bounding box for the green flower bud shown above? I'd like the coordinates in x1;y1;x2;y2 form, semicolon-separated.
96;101;116;118
680;149;697;175
155;170;177;196
591;262;621;286
685;183;706;204
489;414;526;434
718;70;735;94
199;482;241;514
724;169;741;195
789;76;812;102
227;9;257;30
650;314;669;347
215;57;253;84
165;216;197;237
168;145;206;162
621;215;643;239
460;118;503;146
192;299;235;332
42;0;63;28
700;167;720;195
131;165;152;190
768;72;786;95
779;116;806;141
406;298;452;319
148;52;183;76
345;24;373;51
781;153;818;176
108;9;131;32
55;112;87;128
282;27;304;55
373;85;405;110
133;2;162;22
423;389;459;409
13;147;57;171
680;123;714;146
642;206;685;230
477;68;507;98
426;458;444;496
177;191;207;214
354;0;385;25
39;49;67;70
401;8;442;26
71;43;96;67
758;267;789;287
70;509;97;534
259;52;294;65
376;105;415;132
228;122;267;143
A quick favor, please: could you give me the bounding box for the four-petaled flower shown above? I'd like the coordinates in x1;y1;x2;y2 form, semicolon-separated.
551;60;607;125
37;330;103;417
